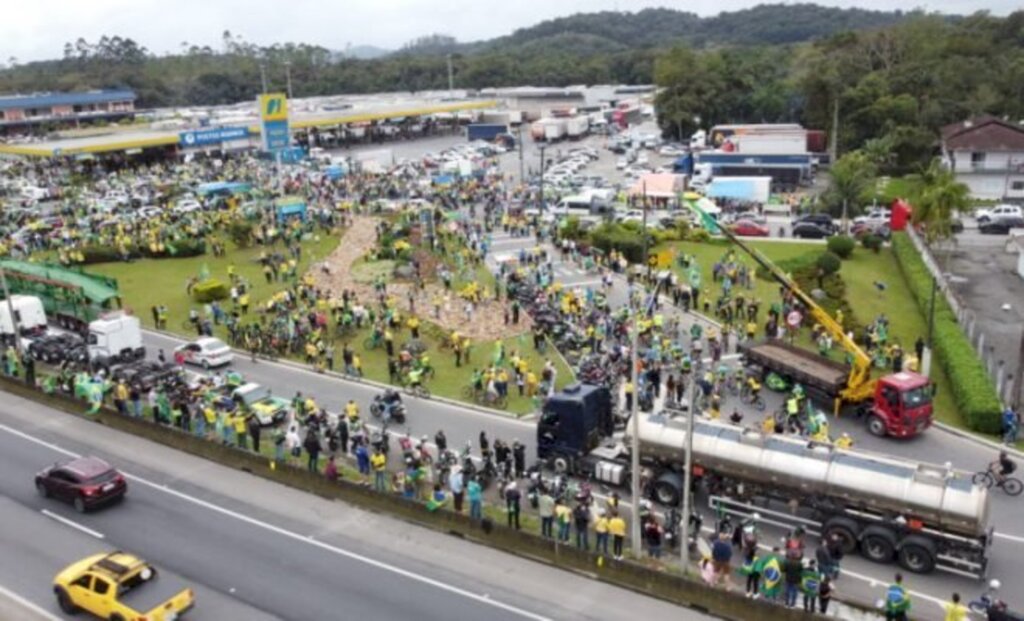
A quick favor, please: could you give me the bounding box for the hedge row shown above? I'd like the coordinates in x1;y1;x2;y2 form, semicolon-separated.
79;239;207;264
891;233;1002;433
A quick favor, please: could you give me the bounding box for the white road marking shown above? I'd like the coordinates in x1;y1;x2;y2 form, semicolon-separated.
994;531;1024;543
0;423;550;621
40;509;105;539
0;581;63;621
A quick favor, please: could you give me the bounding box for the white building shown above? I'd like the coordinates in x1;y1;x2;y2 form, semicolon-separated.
940;116;1024;202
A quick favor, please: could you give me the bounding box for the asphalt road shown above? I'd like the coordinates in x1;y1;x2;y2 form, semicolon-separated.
0;391;707;621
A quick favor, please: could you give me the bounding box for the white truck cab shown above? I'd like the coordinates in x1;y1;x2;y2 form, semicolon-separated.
0;295;47;337
88;313;145;367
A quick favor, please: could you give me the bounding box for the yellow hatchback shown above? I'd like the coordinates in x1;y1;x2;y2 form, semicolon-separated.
54;551;194;621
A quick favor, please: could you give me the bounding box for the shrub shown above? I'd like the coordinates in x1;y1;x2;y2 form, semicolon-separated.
77;240;206;265
827;235;856;259
192;278;229;303
892;233;1001;433
228;220;254;248
862;234;883;253
685;228;712;243
588;223;648;263
816;251;842;276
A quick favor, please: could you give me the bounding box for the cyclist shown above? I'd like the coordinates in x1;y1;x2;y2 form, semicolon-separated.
991;451;1016;485
731;366;747;393
471;368;484;394
406;367;425;393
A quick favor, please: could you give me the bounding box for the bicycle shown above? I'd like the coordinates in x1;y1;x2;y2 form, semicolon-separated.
740;389;766;412
972;468;1023;496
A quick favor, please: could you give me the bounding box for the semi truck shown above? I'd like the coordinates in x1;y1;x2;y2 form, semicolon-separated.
705;177;772;204
566;116;589;139
466;123;508;142
537;384;992;578
0;260;122;332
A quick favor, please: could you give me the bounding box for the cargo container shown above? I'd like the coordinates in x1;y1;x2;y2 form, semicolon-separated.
466;123;508;142
565;116;589;139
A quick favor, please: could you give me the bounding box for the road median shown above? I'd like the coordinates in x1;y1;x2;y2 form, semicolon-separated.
0;375;881;620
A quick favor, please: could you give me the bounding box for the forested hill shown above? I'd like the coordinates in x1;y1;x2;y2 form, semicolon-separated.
482;4;910;51
0;3;921;108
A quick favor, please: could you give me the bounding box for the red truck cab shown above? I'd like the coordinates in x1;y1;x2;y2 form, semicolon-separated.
867;372;934;438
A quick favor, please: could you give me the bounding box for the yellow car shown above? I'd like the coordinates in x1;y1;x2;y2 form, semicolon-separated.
54;551;194;620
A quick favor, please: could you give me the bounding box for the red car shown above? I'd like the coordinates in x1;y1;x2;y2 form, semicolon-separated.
36;456;127;513
731;219;770;237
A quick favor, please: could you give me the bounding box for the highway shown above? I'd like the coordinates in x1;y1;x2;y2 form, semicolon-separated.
0;391;707;621
139;323;1024;616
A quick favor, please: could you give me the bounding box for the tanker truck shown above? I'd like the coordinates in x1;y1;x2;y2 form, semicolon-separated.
537;383;992;578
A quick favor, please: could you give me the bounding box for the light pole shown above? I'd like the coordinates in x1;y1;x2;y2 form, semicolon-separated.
284;60;293;99
0;265;23;355
517;125;525;184
446;54;454;98
680;366;697;573
538;145;547;213
258;62;268;94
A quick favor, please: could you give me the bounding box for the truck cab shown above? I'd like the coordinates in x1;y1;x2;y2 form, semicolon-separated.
867;372;934;438
88;313;145;368
537;383;614;472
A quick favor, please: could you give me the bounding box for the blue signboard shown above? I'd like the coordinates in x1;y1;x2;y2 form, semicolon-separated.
179;126;250;147
262;119;290;152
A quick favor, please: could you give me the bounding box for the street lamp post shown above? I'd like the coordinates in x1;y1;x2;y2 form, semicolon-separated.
680;366;697;573
538;146;547;213
284;60;293;99
258;62;268;94
0;265;22;355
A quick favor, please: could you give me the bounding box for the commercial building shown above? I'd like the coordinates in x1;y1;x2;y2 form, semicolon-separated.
0;90;136;135
940;115;1024;201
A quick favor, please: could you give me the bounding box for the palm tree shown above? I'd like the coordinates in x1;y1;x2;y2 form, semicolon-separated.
909;158;970;270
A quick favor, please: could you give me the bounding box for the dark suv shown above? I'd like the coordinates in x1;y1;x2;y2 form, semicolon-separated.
36;456;127;513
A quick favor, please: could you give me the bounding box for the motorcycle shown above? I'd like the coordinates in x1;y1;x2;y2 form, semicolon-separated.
370;392;406;425
969;581;1023;619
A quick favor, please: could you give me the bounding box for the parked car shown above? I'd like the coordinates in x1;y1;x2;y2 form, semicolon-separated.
36;456;126;513
853;208;891;226
978;216;1024;234
791;222;833;239
791;213;836;232
731;219;771;237
976;204;1022;224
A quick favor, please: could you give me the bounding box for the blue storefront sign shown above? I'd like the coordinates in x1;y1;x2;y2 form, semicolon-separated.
179;126;250;147
262;119;290;152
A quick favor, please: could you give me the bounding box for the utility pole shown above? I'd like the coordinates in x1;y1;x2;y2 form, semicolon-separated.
829;94;839;164
538;145;546;213
446;54;454;98
1014;329;1024;409
642;183;652;282
924;275;937;378
259;62;268;94
680;367;697;574
284;60;293;99
629;296;642;558
518;124;525;184
0;265;23;355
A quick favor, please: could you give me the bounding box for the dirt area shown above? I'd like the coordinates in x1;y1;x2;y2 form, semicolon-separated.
310;216;531;341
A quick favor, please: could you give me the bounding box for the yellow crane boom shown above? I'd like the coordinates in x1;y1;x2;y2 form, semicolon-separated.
686;203;876;405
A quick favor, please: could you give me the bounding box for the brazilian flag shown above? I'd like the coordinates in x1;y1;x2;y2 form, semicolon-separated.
758;555;782;599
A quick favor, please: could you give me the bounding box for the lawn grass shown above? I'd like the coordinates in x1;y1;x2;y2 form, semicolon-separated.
89;233;341;329
84;229;570;416
657;239;964;427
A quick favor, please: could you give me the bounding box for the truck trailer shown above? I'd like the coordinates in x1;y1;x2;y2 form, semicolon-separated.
467;123;508;142
537;384;992;578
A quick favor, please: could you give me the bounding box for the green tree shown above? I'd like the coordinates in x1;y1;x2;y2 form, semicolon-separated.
824;151;878;221
908;159;970;255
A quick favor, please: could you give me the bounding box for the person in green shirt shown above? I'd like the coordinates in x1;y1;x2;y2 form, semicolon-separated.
885;573;911;621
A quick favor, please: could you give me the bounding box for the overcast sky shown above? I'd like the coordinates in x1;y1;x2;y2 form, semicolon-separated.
3;0;1018;63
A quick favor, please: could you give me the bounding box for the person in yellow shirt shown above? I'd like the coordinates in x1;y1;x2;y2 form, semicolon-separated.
352;354;362;377
623;380;634;411
370;448;388;492
113;381;129;416
344;399;359;422
525;371;538;397
943;593;968;621
608;512;627;560
762;413;777;435
203;406;217;440
834;433;853;449
554;500;573;542
594;509;610;556
233;414;249;450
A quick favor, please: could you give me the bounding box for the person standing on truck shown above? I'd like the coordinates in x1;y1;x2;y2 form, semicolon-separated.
884;573;911;621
